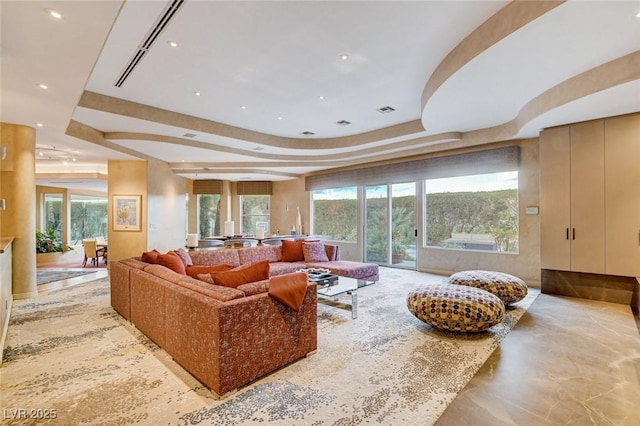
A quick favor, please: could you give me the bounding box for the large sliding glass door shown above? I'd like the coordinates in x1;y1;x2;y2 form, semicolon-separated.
365;183;416;269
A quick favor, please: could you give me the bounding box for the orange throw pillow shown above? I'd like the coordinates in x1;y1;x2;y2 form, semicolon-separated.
268;272;308;311
185;264;234;278
157;251;187;275
281;239;304;262
141;249;160;264
212;260;270;288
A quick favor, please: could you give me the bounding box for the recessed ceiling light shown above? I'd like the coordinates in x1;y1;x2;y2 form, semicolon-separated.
45;9;62;19
336;120;351;126
183;133;197;138
277;116;283;121
167;40;178;48
37;83;48;90
193;91;201;96
318;96;325;100
36;123;44;127
636;11;640;18
340;54;349;60
253;147;264;151
301;131;316;136
241;105;247;110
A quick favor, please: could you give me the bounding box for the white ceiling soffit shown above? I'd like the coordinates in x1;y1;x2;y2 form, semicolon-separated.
422;1;640;138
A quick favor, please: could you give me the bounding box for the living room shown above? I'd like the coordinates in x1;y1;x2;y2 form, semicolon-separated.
1;1;639;424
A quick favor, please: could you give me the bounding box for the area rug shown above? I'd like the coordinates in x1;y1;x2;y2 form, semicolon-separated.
36;269;95;286
1;268;538;425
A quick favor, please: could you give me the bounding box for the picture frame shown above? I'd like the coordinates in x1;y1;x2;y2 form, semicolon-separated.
112;195;142;231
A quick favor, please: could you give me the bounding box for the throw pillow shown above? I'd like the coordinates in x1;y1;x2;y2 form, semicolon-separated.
157;251;187;275
212;260;270;288
141;249;160;264
268;272;308;311
302;241;329;262
281;239;304;262
185;264;234;278
173;247;194;267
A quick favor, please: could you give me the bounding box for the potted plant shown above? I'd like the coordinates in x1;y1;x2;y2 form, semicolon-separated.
36;229;73;266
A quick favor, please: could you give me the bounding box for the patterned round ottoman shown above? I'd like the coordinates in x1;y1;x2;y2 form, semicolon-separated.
448;270;528;305
407;284;505;332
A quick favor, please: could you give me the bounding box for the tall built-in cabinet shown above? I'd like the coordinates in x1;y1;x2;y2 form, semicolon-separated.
604;114;640;277
540;113;640;279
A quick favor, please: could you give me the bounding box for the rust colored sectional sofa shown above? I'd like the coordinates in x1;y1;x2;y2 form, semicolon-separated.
110;258;318;396
109;243;378;395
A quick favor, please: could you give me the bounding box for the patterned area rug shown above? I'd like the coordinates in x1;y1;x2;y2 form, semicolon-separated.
36;269;95;286
1;268;538;425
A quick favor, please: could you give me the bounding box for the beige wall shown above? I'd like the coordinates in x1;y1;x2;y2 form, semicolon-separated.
108;160;148;262
147;159;187;252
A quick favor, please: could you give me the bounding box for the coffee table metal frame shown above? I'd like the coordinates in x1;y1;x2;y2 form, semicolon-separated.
316;276;363;319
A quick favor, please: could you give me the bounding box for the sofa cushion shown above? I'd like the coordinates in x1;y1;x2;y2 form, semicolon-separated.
176;276;245;302
281;239;304;262
141;249;160;264
237;246;281;264
236;279;270;296
157;251;186;275
185;264;234;278
173;247;194;267
306;260;379;282
212;260;270;288
302;241;329;262
189;249;241;268
144;263;186;284
268;262;307;276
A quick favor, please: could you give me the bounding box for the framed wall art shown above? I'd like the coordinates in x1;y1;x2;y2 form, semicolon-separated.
113;195;142;231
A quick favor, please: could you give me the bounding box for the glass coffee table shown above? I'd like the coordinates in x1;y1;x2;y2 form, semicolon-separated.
315;276;362;319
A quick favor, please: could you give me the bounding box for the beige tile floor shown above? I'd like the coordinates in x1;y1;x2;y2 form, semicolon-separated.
437;293;640;425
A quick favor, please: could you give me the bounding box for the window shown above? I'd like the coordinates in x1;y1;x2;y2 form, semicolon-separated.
43;193;63;241
70;194;108;244
311;187;357;242
197;194;221;238
425;171;519;252
241;195;270;235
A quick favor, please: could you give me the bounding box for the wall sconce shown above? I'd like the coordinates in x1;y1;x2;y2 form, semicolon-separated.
0;199;5;210
1;146;6;160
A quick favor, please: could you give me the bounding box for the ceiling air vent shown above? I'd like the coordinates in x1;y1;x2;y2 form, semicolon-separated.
183;132;197;138
335;120;351;126
377;106;396;114
301;131;315;135
114;0;186;87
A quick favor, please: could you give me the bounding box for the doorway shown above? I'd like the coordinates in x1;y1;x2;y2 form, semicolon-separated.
364;182;416;269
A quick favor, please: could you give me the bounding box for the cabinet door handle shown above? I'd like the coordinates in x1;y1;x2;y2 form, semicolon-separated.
566;228;569;240
572;228;576;240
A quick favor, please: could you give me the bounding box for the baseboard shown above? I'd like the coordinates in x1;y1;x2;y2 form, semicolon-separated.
541;269;635;305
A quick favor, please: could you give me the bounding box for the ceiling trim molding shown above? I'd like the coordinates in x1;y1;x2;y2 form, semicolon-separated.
106;131;461;162
175;168;300;179
65;120;157;161
420;0;563;110
78;91;426;150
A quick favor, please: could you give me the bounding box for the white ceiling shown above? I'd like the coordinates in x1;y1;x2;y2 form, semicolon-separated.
2;0;639;192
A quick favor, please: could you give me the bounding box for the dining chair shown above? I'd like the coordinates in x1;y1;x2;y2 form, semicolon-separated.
82;239;106;267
